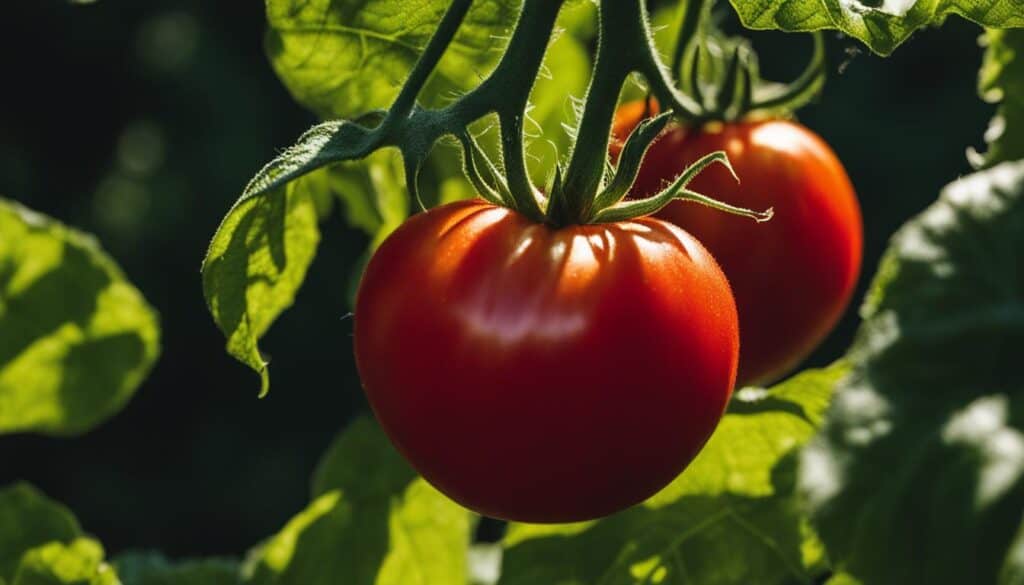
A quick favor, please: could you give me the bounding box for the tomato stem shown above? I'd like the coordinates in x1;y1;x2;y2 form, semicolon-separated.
670;0;709;83
592;151;773;224
460;133;512;207
238;0;778;230
560;0;635;220
749;33;826;113
687;45;708;111
664;6;827;123
384;0;473;125
591;112;673;216
561;0;709;225
449;0;566;221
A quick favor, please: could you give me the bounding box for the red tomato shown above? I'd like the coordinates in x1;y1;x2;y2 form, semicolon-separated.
614;101;863;387
355;199;739;522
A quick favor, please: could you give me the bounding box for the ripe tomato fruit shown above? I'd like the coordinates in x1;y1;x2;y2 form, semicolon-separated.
354;199;739;522
614;101;863;387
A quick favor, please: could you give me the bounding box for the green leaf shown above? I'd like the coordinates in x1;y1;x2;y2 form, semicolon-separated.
800;161;1024;584
727;0;1024;56
112;553;238;585
0;484;82;581
0;200;159;436
266;0;521;119
825;574;862;585
12;539;119;585
558;0;598;43
499;364;847;585
525;26;590;186
241;120;380;203
973;29;1024;169
202;173;322;397
243;417;471;585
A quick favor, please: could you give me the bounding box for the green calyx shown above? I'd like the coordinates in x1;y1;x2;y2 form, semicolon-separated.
238;0;773;230
669;0;827;125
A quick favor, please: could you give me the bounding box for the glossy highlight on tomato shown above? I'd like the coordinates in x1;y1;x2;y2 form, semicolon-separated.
354;200;739;523
614;101;863;387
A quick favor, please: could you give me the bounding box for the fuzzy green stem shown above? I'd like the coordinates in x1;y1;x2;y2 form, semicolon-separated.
714;47;743;119
750;32;826;112
384;0;473;126
591;112;672;215
593;151;772;223
561;0;649;223
446;0;565;221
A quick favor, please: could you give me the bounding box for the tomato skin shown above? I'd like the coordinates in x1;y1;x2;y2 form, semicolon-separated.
354;200;738;522
615;103;863;387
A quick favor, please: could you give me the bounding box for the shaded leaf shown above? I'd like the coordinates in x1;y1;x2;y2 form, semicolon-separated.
202;174;321;396
728;0;1024;56
0;484;82;581
243;417;471;585
800;161;1024;584
113;553;238;585
499;364;847;585
0;200;159;436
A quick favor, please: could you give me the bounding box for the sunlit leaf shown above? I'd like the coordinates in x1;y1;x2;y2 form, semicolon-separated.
12;539;119;585
265;0;521;119
243;417;471;585
801;161;1024;584
0;199;159;436
202;171;323;396
728;0;1024;56
826;574;863;585
972;29;1024;168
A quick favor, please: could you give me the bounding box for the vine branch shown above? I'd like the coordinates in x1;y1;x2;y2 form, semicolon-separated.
237;0;761;229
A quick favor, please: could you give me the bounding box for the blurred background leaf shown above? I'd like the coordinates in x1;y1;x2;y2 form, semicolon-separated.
11;538;119;585
0;484;83;581
0;200;159;436
113;553;238;585
972;29;1024;168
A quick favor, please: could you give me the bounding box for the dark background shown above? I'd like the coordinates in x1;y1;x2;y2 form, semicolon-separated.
0;0;993;559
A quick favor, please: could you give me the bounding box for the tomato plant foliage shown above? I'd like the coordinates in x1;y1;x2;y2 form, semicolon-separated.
0;200;159;436
802;160;1024;585
0;484;117;585
244;418;471;585
727;0;1024;56
975;29;1024;169
266;0;520;120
